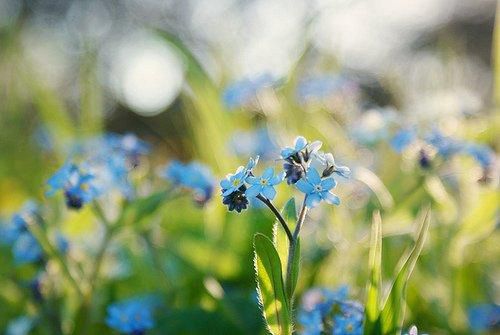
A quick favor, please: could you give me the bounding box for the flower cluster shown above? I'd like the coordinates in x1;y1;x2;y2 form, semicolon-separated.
46;133;150;210
106;298;156;335
220;136;350;212
390;128;496;173
222;73;276;109
467;304;500;332
161;160;215;205
298;286;364;335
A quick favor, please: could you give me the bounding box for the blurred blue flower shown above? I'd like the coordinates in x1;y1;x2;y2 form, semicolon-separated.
245;167;284;200
6;316;35;335
465;144;495;169
298;286;363;335
0;202;37;245
425;131;463;158
105;133;150;167
468;304;500;332
404;325;428;335
162;160;215;205
46;163;100;209
106;298;155;334
56;234;70;254
229;127;278;160
350;108;398;146
296;168;340;208
296;75;357;103
390;128;417;153
13;233;42;265
222;73;275;109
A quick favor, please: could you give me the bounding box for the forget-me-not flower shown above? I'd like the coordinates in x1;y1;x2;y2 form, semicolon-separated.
390;128;417;153
46;163;100;209
222;73;275;109
245;167;284;200
315;152;351;179
106;299;155;334
282;136;322;184
13;233;43;265
465;144;495;170
296;168;340;208
467;304;500;332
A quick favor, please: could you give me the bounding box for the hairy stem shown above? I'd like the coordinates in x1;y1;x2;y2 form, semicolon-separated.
285;197;308;302
256;194;293;243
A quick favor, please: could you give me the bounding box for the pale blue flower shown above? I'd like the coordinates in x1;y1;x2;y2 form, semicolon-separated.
245;167;284;200
296;168;340;208
106;298;155;334
13;233;42;264
281;136;309;159
222;73;275;109
391;128;417;153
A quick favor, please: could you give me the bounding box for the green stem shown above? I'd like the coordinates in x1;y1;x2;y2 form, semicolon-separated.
285;197;308;303
256;194;293;243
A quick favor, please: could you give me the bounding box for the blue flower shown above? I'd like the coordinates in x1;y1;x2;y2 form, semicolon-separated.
46;163;100;209
13;233;42;265
390;128;417;153
220;157;259;197
245;167;284;200
281;136;309;160
105;133;150;167
222;73;275;109
404;325;428;335
296;168;340;208
229;127;278;160
162;160;215;205
106;299;155;334
296;75;356;103
6;316;35;335
281;136;322;184
298;309;323;335
0;202;37;245
332;311;363;335
465;144;495;169
315;152;351;178
425;131;463;158
468;304;500;332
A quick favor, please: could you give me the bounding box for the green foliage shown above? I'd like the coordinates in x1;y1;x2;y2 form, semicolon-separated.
253;233;292;335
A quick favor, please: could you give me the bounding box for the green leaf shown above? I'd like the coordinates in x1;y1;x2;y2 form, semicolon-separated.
254;233;292;335
118;190;169;228
364;211;383;335
380;207;431;335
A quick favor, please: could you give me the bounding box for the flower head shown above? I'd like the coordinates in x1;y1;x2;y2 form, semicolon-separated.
465;144;495;170
296;168;340;208
245;167;284;200
162;161;215;205
222;73;275;109
106;299;155;334
47;163;100;209
13;233;42;265
220;157;260;212
390;128;417;153
105;133;150;168
315;152;351;178
467;304;500;332
281;136;322;184
425;130;463;158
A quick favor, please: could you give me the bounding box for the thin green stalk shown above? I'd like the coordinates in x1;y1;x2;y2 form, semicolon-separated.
28;216;84;298
256;194;293;243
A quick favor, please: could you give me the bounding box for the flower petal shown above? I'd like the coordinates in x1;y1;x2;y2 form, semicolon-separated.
281;148;294;158
246;176;259;185
261;186;277;200
295;136;308;150
269;171;285;185
296;179;314;194
321;177;337;191
220;179;232;189
323;192;340;205
305;193;322;208
307;140;322;154
334;165;351;178
262;167;274;179
306;168;322;185
245;185;261;198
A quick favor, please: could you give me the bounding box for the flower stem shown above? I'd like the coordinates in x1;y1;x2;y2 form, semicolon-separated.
256;194;293;243
285;197;308;302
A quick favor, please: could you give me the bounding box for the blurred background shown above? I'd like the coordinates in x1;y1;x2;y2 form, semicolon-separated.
0;0;499;334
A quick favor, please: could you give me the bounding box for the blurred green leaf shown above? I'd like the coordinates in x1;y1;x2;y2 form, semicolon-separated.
253;233;291;335
364;211;383;335
118;190;169;228
380;208;431;335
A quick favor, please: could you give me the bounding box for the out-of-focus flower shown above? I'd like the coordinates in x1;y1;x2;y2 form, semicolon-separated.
106;298;155;334
296;75;358;103
6;316;35;335
105;133;150;168
161;160;215;205
298;286;363;335
222;73;276;109
46;163;100;210
229;127;278;160
13;233;42;265
390;128;417;153
424;130;463;158
0;202;37;245
296;168;340;208
349;108;398;146
467;304;500;332
465;144;495;170
404;325;428;335
245;167;284;200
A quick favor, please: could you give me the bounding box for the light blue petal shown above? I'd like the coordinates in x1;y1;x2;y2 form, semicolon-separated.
296;179;314;194
220;179;231;189
222;188;235;196
269;171;285;185
305;193;321;208
281;148;294;158
246;176;259;185
262;167;274;179
323;192;340;205
245;185;261;198
320;177;336;191
307;168;322;185
334;165;351;178
261;186;277;200
295;136;307;150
